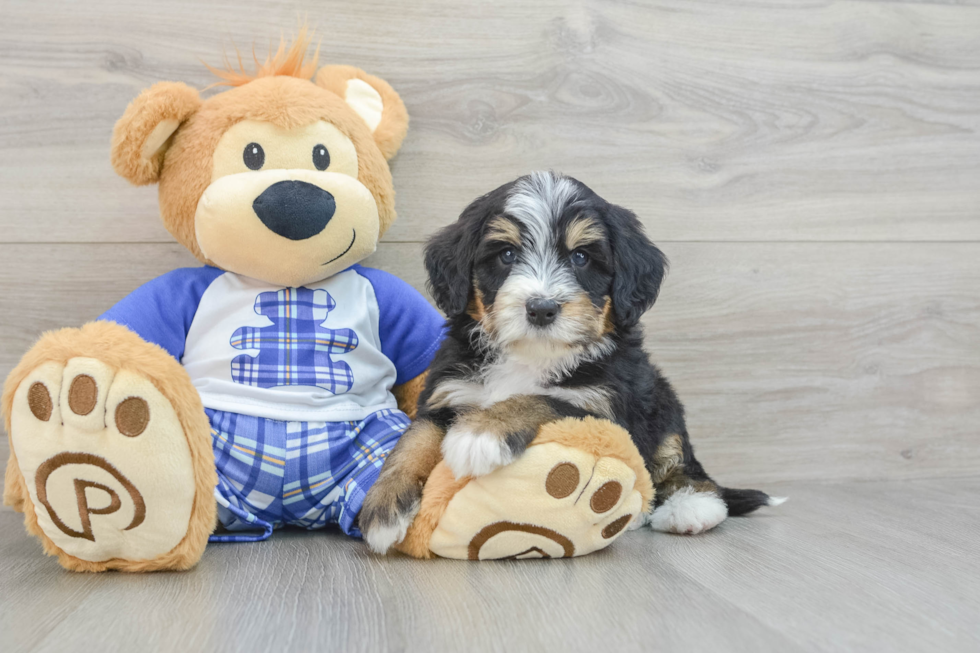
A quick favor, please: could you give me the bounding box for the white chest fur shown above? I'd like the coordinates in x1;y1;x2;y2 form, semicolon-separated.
430;349;612;417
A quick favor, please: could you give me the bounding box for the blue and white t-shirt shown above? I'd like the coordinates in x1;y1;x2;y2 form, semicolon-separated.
99;265;445;422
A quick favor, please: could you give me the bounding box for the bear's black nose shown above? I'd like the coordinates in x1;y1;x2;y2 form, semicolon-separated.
252;180;336;240
526;298;560;327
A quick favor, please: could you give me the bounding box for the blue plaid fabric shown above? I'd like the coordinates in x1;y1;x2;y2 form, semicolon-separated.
207;407;409;543
230;287;359;393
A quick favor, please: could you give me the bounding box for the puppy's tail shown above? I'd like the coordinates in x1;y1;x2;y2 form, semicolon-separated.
720;487;787;517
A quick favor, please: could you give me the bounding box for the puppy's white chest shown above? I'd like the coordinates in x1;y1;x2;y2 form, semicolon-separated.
482;361;546;404
429;359;546;410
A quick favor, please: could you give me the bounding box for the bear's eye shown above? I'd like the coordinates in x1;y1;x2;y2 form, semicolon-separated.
243;143;265;170
312;144;330;171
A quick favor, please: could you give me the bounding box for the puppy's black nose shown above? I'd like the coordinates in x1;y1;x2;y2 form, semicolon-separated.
526;298;560;327
252;180;336;240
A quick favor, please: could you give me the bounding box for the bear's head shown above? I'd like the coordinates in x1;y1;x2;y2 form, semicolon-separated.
110;31;408;287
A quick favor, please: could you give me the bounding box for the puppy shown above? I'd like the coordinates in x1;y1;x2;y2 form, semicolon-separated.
360;171;783;553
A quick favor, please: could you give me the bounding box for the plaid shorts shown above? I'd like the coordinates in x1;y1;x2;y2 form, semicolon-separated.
206;407;410;543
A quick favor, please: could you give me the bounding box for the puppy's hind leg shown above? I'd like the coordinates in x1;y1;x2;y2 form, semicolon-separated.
639;434;728;535
639;434;784;535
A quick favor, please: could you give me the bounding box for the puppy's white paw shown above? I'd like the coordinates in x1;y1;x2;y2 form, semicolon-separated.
649;487;728;535
363;511;414;554
441;426;514;479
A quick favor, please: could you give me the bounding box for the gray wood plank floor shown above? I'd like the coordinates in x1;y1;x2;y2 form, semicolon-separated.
1;1;978;651
2;478;978;653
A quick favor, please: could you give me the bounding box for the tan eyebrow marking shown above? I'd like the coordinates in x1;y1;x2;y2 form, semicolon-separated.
566;216;604;250
485;216;521;246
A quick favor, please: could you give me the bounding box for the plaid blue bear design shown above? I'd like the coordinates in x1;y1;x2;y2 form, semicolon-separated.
230;287;359;393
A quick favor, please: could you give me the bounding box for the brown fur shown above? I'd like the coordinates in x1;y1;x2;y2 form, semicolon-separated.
561;291;610;342
359;418;446;541
651;434;718;498
392;372;427;420
395;463;467;559
651;433;685;485
149;75;400;264
565;215;604;250
111;39;408;266
315;65;409;161
485;216;521;246
600;296;615;335
110;82;201;186
375;419;445;487
2;321;217;572
467;288;488;324
452;395;559;448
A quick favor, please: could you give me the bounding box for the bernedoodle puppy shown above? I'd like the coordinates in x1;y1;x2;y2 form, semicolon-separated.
360;171;783;553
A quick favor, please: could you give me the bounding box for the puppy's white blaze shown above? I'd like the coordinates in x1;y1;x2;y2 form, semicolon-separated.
505;171;579;239
441;427;514;478
648;487;728;535
364;511;414;554
768;496;788;506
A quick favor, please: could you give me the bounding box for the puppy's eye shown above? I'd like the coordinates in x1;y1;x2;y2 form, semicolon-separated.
243;143;265;170
571;250;590;267
312;144;330;171
499;248;517;265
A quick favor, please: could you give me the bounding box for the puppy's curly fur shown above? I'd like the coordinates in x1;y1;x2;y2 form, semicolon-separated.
360;172;782;552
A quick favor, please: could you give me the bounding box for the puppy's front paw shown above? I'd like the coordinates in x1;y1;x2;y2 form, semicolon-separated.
360;478;422;555
441;426;515;479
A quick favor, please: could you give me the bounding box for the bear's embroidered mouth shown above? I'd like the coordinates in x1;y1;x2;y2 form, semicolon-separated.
323;229;356;265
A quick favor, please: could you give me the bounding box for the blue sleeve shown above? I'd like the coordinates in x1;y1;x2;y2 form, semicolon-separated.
98;267;225;361
354;265;446;385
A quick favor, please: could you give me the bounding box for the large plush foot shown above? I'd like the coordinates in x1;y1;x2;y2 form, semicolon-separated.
2;323;216;571
397;417;655;560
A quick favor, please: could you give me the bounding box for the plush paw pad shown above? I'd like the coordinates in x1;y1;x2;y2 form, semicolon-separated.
10;358;197;562
428;442;644;559
441;426;514;479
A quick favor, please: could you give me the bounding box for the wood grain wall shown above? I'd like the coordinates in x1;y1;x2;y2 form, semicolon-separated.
1;0;978;486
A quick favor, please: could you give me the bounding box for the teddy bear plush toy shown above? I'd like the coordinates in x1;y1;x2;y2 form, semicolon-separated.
2;32;651;570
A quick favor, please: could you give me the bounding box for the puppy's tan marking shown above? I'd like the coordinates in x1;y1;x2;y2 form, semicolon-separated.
393;372;427;419
377;419;445;486
562;292;611;341
651;434;684;485
485;216;521;246
565;215;604;251
453;395;559;451
651;434;719;502
359;418;447;543
600;296;615;335
467;287;487;323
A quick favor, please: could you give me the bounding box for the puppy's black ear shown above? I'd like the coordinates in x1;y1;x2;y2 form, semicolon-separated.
607;205;668;328
424;195;492;316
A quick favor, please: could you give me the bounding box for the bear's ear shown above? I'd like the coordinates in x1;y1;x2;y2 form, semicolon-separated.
111;82;201;186
315;65;409;161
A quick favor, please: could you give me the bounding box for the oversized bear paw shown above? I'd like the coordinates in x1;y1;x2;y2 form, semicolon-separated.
396;416;654;560
2;323;216;571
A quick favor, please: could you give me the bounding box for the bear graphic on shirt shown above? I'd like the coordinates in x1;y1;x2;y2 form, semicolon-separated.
230;287;358;393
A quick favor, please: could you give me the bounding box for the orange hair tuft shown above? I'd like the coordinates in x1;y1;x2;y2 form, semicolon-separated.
206;26;321;88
